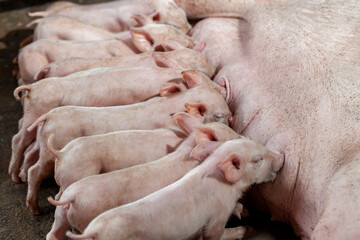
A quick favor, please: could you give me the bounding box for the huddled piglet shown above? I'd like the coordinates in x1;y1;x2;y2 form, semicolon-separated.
18;23;200;85
17;38;134;85
48;127;186;199
35;48;213;80
28;0;191;33
13;67;185;183
46;112;240;239
66;137;284;240
24;70;232;214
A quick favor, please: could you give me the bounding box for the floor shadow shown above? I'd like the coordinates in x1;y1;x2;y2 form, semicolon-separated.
0;0;56;12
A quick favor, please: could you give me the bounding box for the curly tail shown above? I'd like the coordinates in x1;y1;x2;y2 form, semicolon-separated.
13;85;31;101
28;11;48;17
26;18;42;28
27;114;47;132
66;231;97;240
47;134;60;159
47;196;74;208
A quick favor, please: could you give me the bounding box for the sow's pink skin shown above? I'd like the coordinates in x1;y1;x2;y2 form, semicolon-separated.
28;0;191;33
66;138;284;240
180;1;360;239
23;71;232;214
46;113;241;240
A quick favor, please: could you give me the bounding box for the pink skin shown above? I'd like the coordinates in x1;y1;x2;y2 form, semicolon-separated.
28;16;115;42
17;38;135;85
15;67;187;182
25;71;232;215
18;23;201;85
49;128;187;198
67;139;283;240
35;48;213;80
46;113;241;240
190;18;247;75
194;1;360;239
28;0;191;33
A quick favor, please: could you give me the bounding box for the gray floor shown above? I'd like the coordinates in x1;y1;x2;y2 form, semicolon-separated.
0;1;299;239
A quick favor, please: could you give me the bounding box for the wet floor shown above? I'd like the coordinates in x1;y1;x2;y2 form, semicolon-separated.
0;1;299;239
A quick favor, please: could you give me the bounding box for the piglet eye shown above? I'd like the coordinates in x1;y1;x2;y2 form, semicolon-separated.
252;157;263;163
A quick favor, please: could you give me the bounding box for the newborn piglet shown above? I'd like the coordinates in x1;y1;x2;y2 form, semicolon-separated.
24;70;231;214
48;128;186;199
67;138;284;240
35;48;213;80
46;112;239;239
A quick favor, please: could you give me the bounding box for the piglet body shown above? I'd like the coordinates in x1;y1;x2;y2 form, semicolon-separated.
25;71;232;214
67;139;284;240
18;38;134;85
47;114;240;240
29;0;190;33
35;49;213;80
15;67;183;182
50;128;186;196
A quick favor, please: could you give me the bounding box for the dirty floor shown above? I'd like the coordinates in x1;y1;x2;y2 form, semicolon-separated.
0;1;299;239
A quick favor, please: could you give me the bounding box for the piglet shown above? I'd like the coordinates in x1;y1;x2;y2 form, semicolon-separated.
19;23;202;85
46;112;240;239
66;138;284;240
17;38;134;85
15;67;185;183
35;48;213;80
24;70;232;214
48;128;186;199
28;0;191;33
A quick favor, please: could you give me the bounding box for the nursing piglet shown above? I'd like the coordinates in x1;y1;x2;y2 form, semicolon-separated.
15;67;184;183
35;48;213;80
46;112;240;239
48;128;186;198
25;70;232;214
67;138;284;240
17;39;134;85
19;23;201;85
28;0;191;33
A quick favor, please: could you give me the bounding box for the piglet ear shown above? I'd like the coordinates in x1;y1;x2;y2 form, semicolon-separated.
152;52;182;69
193;41;206;52
130;27;153;52
185;103;206;119
218;154;244;184
181;70;204;88
190;141;222;162
194;126;217;144
154;39;186;51
172;112;200;135
159;78;187;96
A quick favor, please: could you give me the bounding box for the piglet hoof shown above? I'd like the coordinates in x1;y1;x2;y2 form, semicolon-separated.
10;171;20;183
18;170;28;184
26;198;40;215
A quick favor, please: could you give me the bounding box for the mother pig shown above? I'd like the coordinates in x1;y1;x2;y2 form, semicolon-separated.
181;1;360;239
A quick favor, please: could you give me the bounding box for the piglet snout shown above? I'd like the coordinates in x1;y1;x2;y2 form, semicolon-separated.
271;151;285;174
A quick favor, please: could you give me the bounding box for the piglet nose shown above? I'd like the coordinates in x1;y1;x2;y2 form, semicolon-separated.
272;152;285;172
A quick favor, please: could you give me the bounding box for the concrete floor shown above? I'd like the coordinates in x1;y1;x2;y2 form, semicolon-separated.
0;1;300;239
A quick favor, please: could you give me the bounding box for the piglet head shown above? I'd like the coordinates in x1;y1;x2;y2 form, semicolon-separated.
130;24;195;53
151;0;191;33
152;49;213;77
190;121;242;162
203;138;285;186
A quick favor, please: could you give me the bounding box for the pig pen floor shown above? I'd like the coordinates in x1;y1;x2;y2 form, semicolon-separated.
0;1;300;239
